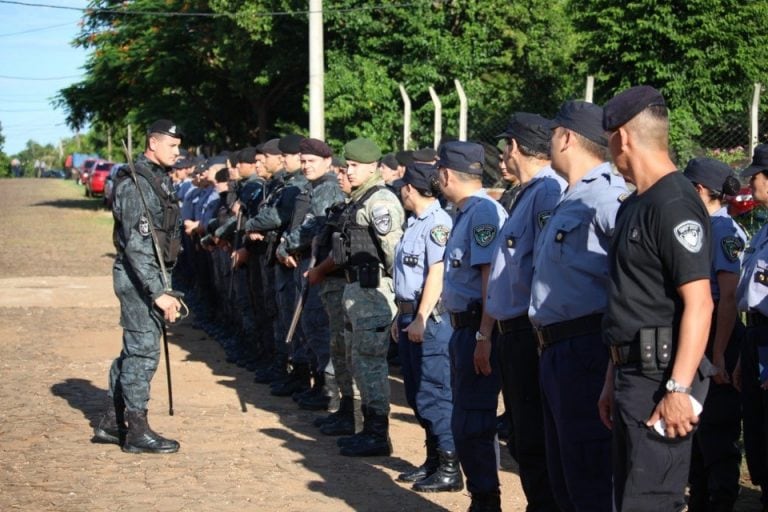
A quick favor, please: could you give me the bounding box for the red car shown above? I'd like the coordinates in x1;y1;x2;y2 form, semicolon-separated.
86;161;114;197
78;158;98;185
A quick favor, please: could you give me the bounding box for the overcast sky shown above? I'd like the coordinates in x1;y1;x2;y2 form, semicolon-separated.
0;0;88;156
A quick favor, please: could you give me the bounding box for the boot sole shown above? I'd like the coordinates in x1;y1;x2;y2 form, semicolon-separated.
92;428;121;445
121;444;179;454
412;482;465;493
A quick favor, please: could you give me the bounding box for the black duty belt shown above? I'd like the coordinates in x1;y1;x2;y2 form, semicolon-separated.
534;313;603;351
496;315;532;335
396;299;446;316
450;308;482;330
746;311;768;327
608;343;642;366
344;267;385;284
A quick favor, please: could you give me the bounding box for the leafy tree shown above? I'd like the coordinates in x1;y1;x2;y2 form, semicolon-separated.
569;0;768;161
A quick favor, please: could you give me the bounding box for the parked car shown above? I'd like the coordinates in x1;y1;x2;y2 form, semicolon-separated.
103;163;127;208
728;186;767;237
79;158;99;186
41;169;66;179
86;161;114;197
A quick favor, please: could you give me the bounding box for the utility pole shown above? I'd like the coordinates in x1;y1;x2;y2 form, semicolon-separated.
308;0;324;139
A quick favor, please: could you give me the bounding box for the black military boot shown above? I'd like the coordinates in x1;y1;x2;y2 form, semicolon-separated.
122;409;180;454
293;370;321;403
253;356;288;384
339;409;392;457
397;434;438;482
467;490;501;512
270;363;311;397
299;373;339;411
412;449;464;492
336;404;370;446
315;395;353;429
93;395;126;445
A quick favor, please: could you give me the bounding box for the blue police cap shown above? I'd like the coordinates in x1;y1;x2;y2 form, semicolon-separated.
683;157;739;195
402;162;438;192
496;112;555;154
602;85;667;131
552;101;607;146
437;141;485;175
742;144;768;178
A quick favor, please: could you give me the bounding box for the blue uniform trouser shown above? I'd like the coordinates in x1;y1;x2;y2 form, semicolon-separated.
274;263;306;362
398;311;455;452
109;261;163;412
612;362;709;511
740;325;768;506
539;332;611;512
497;321;558;512
295;257;330;374
449;325;500;494
258;254;278;354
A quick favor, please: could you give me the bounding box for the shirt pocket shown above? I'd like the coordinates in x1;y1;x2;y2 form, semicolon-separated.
502;222;529;269
549;213;586;263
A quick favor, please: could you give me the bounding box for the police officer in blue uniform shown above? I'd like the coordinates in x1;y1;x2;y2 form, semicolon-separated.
683;157;746;512
479;112;564;512
438;141;507;511
600;86;713;512
392;162;461;493
736;144;768;512
529;101;627;512
94;119;184;454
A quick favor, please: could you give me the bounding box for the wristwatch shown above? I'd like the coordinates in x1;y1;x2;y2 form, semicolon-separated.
475;331;489;343
665;378;692;394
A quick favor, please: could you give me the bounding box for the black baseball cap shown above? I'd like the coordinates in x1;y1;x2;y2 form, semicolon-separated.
496;112;555;154
552;101;607;146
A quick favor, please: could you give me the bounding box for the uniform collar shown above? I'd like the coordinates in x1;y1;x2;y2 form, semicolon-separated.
416;199;440;220
456;188;488;214
711;205;729;219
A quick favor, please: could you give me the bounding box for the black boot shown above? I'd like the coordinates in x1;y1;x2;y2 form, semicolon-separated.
270;363;311;397
397;434;438;482
253;356;288;384
314;394;351;427
318;396;356;435
336;404;370;446
299;373;339;411
93;395;126;445
122;409;180;454
293;370;322;402
339;409;392;457
467;490;501;512
412;449;464;492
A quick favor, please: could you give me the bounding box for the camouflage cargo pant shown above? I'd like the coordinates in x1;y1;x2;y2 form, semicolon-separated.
342;278;396;415
321;277;357;398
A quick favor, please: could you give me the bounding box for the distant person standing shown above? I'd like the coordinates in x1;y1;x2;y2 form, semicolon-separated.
10;158;22;178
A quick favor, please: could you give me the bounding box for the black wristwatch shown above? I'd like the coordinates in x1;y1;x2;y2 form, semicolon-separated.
665;378;692;394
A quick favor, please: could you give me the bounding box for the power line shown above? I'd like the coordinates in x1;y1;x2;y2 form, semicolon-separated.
0;21;76;38
0;0;424;18
0;74;82;81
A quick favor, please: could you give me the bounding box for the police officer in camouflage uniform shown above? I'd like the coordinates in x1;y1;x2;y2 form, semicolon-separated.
320;138;404;457
94;120;184;454
276;138;345;410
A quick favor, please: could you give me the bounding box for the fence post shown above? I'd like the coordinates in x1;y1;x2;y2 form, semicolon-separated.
750;82;762;155
455;79;467;141
429;86;442;150
399;83;411;150
308;0;324;139
585;75;594;103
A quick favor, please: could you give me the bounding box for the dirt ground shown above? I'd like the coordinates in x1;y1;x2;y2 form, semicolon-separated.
0;178;762;511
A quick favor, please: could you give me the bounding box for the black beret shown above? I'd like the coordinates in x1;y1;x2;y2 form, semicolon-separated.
552;101;607;146
742;144;768;178
299;138;333;158
402;162;437;192
238;147;259;164
395;150;414;167
258;138;282;156
332;155;347;168
412;147;438;162
683;157;739;195
602;85;666;131
496;112;554;154
214;168;229;183
380;153;399;170
278;134;305;154
147;119;184;139
437;141;485;175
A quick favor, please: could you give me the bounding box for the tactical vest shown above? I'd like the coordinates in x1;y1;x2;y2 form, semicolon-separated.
333;186;387;269
113;165;182;265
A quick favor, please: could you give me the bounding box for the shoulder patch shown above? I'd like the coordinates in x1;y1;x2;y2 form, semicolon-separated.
372;206;392;235
430;225;450;246
673;220;704;253
721;235;744;263
473;224;497;248
537;210;553;230
138;215;150;236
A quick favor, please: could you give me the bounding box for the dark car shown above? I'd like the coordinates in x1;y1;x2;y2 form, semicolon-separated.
41;169;66;179
86;161;114;197
78;158;99;186
103;163;127;208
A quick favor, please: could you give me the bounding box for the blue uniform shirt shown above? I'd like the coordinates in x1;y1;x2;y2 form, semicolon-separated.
529;162;627;327
738;223;768;315
199;188;220;228
193;186;213;223
442;189;507;313
394;200;453;301
710;206;746;301
181;184;200;221
486;165;566;320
